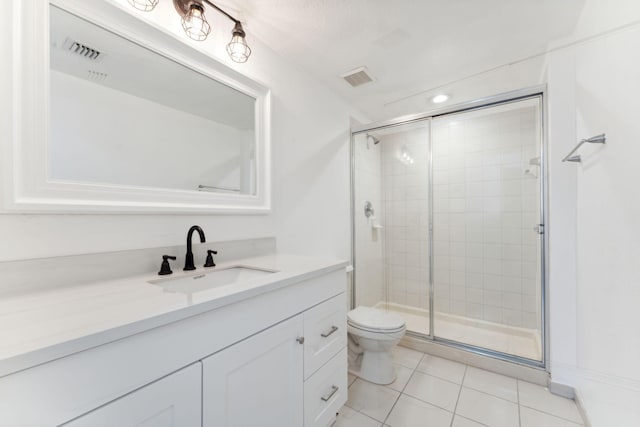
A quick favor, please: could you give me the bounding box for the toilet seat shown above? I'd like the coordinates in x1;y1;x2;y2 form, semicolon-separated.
347;306;406;333
348;323;406;341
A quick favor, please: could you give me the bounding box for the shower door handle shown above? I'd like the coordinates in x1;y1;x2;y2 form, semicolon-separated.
533;224;544;235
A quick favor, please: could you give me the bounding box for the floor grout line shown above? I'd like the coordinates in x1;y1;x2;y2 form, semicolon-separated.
517;378;522;427
381;352;425;425
459;383;520;404
381;389;402;426
411;368;466;387
518;403;585;425
449;365;467;427
455;414;491;427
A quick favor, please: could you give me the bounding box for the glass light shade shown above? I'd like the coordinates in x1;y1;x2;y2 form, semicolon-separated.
182;4;211;41
128;0;159;11
226;23;251;63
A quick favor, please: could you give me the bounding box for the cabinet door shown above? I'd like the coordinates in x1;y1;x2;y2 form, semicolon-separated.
202;315;304;427
63;363;201;427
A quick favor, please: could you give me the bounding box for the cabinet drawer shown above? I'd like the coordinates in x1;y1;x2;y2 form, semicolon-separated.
303;293;347;379
304;347;347;427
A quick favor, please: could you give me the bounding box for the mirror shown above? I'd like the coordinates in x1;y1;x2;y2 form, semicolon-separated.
49;6;257;195
0;0;270;214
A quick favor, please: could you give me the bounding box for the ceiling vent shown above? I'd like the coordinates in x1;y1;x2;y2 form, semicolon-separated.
341;67;374;87
63;39;101;60
87;70;108;82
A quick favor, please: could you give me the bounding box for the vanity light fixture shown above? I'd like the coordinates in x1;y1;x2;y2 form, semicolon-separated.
226;21;252;63
181;2;211;41
128;0;252;63
128;0;159;12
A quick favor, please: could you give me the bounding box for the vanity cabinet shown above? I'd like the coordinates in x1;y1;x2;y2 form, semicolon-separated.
202;293;347;427
0;266;348;427
64;363;202;427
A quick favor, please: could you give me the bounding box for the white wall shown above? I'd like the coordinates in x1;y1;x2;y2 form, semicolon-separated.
0;0;367;263
570;25;640;426
545;18;640;427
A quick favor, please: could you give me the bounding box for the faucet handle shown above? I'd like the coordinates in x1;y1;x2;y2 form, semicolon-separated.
204;250;217;268
158;255;177;276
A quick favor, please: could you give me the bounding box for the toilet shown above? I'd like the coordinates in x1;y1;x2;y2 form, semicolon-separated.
347;306;407;385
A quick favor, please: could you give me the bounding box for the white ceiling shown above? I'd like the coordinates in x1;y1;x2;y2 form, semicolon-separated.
237;0;589;120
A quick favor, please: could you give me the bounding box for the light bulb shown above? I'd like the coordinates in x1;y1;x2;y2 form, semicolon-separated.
227;22;252;63
182;3;211;41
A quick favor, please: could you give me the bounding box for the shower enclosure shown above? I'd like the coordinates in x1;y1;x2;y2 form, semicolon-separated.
351;89;546;366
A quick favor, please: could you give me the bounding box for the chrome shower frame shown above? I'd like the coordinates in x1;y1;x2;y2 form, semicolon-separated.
349;85;549;370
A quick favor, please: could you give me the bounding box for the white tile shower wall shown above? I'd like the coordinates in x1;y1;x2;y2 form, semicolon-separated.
381;127;430;311
354;134;384;307
431;105;541;329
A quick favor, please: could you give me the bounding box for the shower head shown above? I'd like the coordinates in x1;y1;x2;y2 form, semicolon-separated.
366;134;380;145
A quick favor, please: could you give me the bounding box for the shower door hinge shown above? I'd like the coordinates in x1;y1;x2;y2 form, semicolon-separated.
533;224;545;235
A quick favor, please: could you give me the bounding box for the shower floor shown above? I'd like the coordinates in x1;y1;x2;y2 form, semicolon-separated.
374;302;542;361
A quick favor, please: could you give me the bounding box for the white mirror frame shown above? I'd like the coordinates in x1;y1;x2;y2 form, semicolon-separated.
1;0;271;214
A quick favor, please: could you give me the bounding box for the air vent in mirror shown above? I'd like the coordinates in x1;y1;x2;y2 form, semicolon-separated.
64;39;101;60
87;70;108;82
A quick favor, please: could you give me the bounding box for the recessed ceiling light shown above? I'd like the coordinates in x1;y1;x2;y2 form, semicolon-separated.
432;94;449;103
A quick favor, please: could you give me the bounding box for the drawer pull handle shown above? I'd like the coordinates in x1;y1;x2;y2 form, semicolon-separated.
321;385;339;402
321;326;339;338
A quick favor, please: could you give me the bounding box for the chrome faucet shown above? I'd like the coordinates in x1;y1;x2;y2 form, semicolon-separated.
184;225;206;271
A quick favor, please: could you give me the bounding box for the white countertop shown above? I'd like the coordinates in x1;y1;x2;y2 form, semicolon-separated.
0;254;348;377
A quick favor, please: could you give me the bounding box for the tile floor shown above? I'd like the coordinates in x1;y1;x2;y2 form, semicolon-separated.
335;346;584;427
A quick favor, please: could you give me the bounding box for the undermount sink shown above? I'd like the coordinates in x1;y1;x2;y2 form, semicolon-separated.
150;266;277;294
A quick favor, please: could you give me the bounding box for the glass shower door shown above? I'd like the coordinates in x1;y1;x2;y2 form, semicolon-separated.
352;120;432;337
431;97;544;362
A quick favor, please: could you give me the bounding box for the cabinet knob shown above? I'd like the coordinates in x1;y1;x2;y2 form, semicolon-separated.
296;336;305;344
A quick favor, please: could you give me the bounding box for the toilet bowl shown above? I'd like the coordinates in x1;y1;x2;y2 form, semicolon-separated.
347;306;406;385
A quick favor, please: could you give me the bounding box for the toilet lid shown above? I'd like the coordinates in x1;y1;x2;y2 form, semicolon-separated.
347;306;406;332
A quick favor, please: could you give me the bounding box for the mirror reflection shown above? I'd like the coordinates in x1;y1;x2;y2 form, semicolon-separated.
49;6;257;195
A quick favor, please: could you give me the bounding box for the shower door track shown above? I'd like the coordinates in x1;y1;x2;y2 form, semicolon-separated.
350;85;549;371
